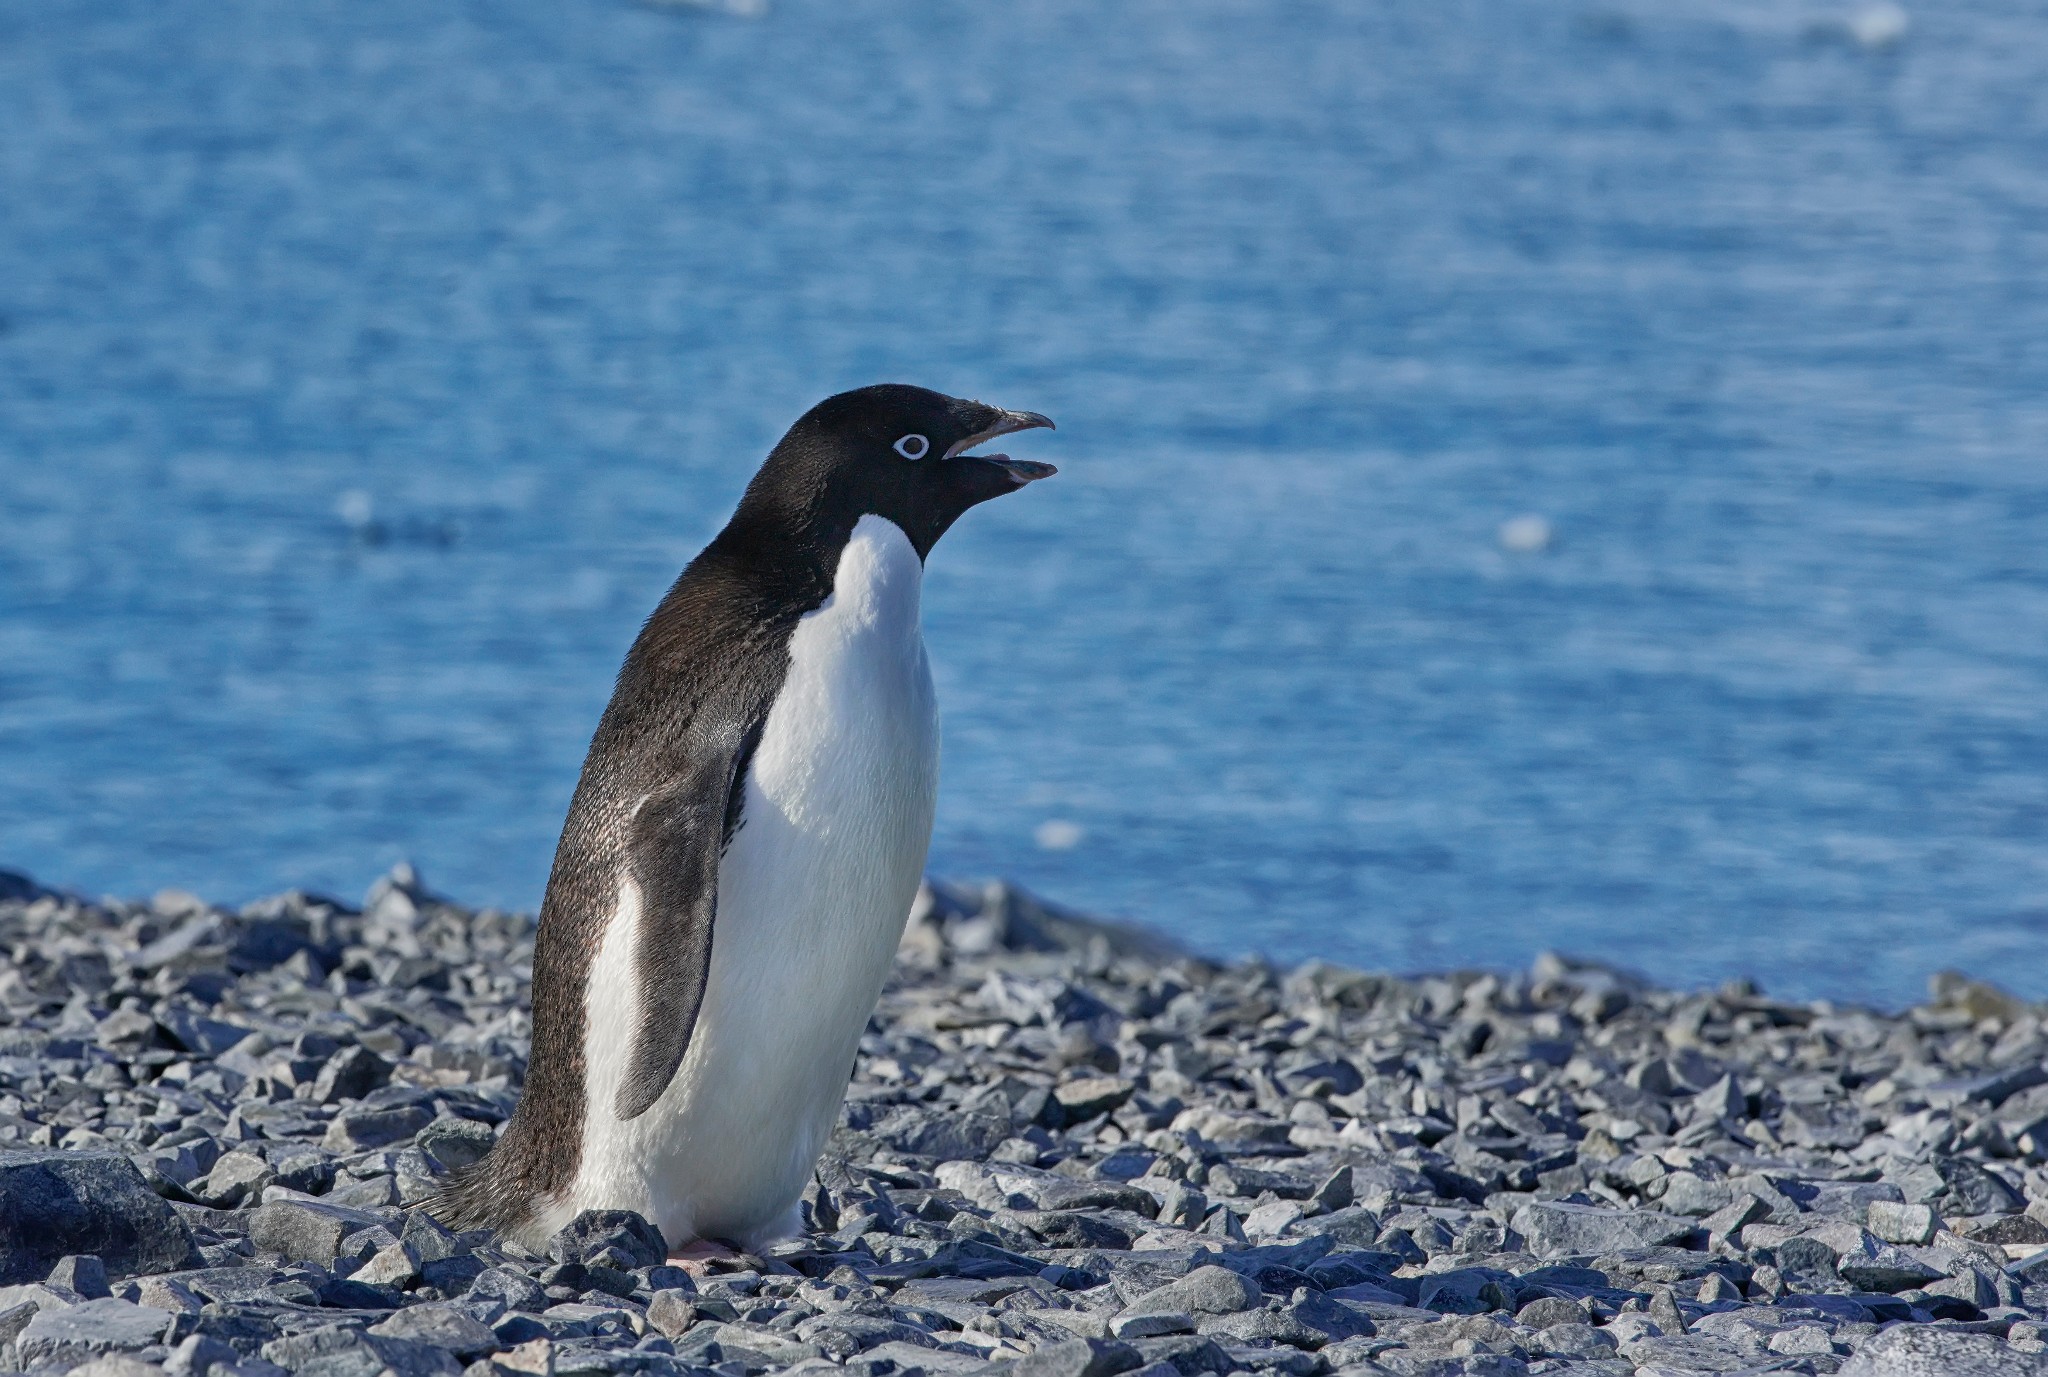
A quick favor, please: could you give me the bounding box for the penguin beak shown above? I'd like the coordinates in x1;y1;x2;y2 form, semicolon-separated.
946;410;1057;485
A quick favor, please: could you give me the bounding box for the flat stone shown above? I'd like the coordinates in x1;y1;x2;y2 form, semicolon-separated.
1194;1307;1326;1349
415;1117;494;1171
249;1200;371;1264
1125;1333;1235;1375
167;1331;241;1376
1286;1291;1375;1341
874;1105;1014;1161
1110;1311;1195;1338
1126;1266;1261;1316
1535;1321;1617;1359
865;1339;984;1373
1839;1324;2048;1375
1656;1171;1732;1217
1052;1077;1137;1123
1014;1337;1146;1377
368;1302;500;1358
262;1321;464;1377
0;1151;199;1283
1515;1295;1589;1329
1510;1201;1699;1258
797;1312;943;1354
469;1268;550;1314
323;1104;432;1152
1838;1245;1945;1293
130;1276;203;1313
158;1008;254;1057
15;1297;173;1367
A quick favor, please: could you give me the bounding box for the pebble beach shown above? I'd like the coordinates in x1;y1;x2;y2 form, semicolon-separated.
3;867;2048;1377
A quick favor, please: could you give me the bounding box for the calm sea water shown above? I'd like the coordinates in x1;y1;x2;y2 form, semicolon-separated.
4;0;2047;1006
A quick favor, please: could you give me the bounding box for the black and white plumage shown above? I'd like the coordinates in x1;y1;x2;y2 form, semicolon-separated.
433;385;1055;1250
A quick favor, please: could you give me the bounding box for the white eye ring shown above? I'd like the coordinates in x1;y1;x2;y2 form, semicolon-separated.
893;433;929;460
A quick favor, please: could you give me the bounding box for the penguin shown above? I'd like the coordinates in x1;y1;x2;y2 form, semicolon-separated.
433;384;1055;1254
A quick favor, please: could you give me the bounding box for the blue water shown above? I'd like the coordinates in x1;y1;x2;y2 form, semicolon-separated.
4;0;2047;1007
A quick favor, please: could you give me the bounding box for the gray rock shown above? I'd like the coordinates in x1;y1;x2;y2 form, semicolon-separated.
1509;1201;1699;1257
0;1151;200;1283
66;1358;168;1377
1942;1159;2028;1216
399;1209;463;1264
1534;1321;1617;1359
1656;1171;1732;1217
874;1105;1015;1161
1515;1296;1588;1329
1110;1311;1194;1339
1052;1077;1137;1124
1126;1266;1261;1317
312;1046;392;1104
546;1209;666;1270
1838;1245;1945;1293
1838;1324;2048;1375
131;1274;204;1312
646;1289;697;1338
270;1146;337;1195
1415;1267;1514;1315
166;1332;241;1377
262;1321;464;1377
415;1117;494;1172
322;1104;432;1152
798;1311;945;1354
1014;1337;1146;1377
468;1268;549;1314
1194;1306;1326;1348
1125;1334;1235;1375
0;1298;37;1353
248;1200;374;1264
48;1254;110;1298
158;1008;255;1057
351;1239;421;1287
15;1297;173;1367
1868;1200;1938;1245
194;1149;273;1206
368;1302;499;1358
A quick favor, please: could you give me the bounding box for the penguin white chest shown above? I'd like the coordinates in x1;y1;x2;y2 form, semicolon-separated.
565;514;938;1248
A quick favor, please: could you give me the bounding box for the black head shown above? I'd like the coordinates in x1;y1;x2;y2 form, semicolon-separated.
731;384;1056;560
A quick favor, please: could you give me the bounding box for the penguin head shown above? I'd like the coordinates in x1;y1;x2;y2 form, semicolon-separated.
740;384;1056;559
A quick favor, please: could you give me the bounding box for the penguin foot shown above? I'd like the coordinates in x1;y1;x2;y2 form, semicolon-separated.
667;1237;752;1276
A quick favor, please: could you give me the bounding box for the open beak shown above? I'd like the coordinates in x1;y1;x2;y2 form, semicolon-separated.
946;409;1057;484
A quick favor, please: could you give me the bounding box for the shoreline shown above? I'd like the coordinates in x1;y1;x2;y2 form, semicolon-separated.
0;866;2045;1375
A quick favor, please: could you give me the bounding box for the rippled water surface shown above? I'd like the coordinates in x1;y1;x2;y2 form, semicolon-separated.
5;0;2048;1005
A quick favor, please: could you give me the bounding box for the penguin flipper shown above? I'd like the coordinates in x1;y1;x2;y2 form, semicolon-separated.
613;746;740;1121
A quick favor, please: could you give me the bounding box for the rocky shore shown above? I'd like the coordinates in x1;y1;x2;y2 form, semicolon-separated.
2;867;2047;1377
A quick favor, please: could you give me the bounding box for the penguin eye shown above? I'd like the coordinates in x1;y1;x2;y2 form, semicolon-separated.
893;433;930;460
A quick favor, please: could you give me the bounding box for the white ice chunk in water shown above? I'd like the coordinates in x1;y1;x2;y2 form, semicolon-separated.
1498;513;1554;554
1849;4;1908;48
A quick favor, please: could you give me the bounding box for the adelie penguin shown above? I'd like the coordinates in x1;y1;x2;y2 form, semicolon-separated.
433;384;1055;1255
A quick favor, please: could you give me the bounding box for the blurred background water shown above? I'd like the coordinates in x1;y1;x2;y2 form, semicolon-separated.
3;0;2046;1006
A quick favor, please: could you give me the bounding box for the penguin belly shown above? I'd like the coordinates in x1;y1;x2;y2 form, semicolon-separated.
550;514;939;1250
